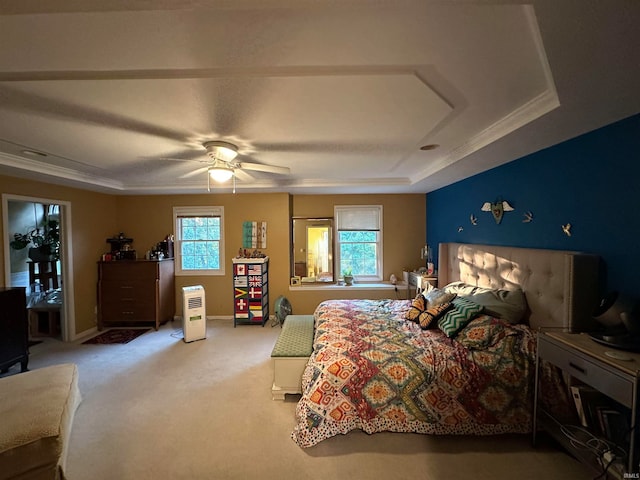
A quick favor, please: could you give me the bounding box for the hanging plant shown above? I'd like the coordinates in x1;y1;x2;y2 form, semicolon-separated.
10;218;60;260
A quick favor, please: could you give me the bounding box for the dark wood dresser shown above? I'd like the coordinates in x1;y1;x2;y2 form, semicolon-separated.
0;287;29;373
98;259;175;330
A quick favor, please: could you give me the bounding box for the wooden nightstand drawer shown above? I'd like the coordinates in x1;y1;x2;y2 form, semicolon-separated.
538;335;634;407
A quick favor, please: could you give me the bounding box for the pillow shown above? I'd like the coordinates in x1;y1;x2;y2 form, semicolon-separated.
454;314;509;350
422;288;456;308
418;302;452;330
443;281;527;324
438;297;484;338
404;294;426;323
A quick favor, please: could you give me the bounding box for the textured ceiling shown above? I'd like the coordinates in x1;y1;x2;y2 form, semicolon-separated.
0;0;638;194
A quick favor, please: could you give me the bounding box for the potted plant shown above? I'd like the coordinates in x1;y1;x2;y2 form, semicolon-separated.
10;219;60;261
342;267;354;286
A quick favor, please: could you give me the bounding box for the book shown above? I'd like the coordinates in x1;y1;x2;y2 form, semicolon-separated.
600;408;630;447
570;385;589;427
571;384;631;444
570;385;612;436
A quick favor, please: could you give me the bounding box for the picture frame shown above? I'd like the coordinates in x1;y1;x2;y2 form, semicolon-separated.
290;276;301;286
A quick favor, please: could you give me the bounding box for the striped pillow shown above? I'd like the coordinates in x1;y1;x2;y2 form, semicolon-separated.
438;297;484;338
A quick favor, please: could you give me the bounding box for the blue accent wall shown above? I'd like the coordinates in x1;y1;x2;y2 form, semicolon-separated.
426;113;640;298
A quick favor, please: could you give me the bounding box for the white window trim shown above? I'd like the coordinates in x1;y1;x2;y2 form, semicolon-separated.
173;206;225;276
334;205;383;282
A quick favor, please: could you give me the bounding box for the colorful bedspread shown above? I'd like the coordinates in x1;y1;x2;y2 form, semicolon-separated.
292;299;538;448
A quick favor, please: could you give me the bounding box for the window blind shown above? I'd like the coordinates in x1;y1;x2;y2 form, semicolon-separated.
336;206;381;231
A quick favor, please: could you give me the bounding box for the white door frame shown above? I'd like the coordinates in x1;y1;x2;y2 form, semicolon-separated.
2;193;75;341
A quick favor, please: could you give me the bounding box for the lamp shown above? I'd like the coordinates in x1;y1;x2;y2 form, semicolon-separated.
208;166;234;183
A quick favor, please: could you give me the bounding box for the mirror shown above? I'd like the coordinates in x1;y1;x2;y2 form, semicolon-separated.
292;218;334;283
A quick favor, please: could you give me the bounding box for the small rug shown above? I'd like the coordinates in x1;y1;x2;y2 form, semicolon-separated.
82;328;150;345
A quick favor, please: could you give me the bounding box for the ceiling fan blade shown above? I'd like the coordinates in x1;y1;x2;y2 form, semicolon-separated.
179;166;210;179
238;162;290;175
233;169;254;182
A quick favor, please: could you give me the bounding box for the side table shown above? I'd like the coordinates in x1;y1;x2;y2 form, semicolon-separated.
534;331;640;475
406;271;438;298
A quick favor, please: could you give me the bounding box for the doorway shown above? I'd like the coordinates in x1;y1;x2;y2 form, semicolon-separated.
2;194;75;341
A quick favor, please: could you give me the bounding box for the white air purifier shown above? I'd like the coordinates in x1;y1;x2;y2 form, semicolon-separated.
182;285;206;342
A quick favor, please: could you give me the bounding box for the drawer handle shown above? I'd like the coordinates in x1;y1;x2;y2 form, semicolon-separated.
568;362;586;375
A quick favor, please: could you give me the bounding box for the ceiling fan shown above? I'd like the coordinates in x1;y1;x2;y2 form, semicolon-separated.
176;141;291;192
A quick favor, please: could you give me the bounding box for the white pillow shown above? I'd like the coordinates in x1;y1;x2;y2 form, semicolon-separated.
422;288;456;308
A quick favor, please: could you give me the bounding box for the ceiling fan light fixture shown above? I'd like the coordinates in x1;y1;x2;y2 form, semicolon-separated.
203;140;238;162
208;166;234;183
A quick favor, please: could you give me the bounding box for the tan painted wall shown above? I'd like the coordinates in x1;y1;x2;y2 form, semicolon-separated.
114;192;291;317
1;175;426;335
0;175;118;335
288;194;426;314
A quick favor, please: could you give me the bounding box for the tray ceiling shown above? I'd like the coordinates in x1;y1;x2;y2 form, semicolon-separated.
0;0;638;194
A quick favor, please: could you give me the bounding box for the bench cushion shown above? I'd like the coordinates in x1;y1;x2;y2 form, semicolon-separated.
0;363;81;480
271;315;314;357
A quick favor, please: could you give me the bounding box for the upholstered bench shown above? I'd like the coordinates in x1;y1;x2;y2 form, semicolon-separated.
0;363;81;480
271;315;314;400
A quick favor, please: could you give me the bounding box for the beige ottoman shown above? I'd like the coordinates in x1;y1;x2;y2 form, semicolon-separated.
0;364;81;480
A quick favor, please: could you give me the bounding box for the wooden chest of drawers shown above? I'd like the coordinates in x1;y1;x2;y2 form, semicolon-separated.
98;259;175;330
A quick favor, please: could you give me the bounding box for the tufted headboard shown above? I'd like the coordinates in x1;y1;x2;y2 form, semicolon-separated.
438;243;600;332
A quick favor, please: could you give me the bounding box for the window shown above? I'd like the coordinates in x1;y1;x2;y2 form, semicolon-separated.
173;206;225;276
335;205;382;281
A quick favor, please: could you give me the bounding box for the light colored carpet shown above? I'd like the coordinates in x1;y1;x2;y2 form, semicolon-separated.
13;319;590;480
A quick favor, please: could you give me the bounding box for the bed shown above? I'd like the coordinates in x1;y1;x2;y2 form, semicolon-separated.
291;243;600;448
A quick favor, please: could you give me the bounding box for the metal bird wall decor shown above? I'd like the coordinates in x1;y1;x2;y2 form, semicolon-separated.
481;199;514;224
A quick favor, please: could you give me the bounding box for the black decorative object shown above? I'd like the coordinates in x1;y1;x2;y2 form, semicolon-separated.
589;292;640;351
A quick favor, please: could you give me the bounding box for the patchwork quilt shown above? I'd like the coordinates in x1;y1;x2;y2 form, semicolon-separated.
291;299;538;448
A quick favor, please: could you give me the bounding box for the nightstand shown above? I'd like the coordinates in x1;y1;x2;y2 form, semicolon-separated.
534;331;640;475
406;271;437;299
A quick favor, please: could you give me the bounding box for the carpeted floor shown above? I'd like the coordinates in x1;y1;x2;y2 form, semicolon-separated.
82;328;150;344
20;319;590;480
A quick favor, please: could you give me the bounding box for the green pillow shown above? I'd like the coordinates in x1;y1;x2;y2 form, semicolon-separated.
443;281;527;324
438;297;484;338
